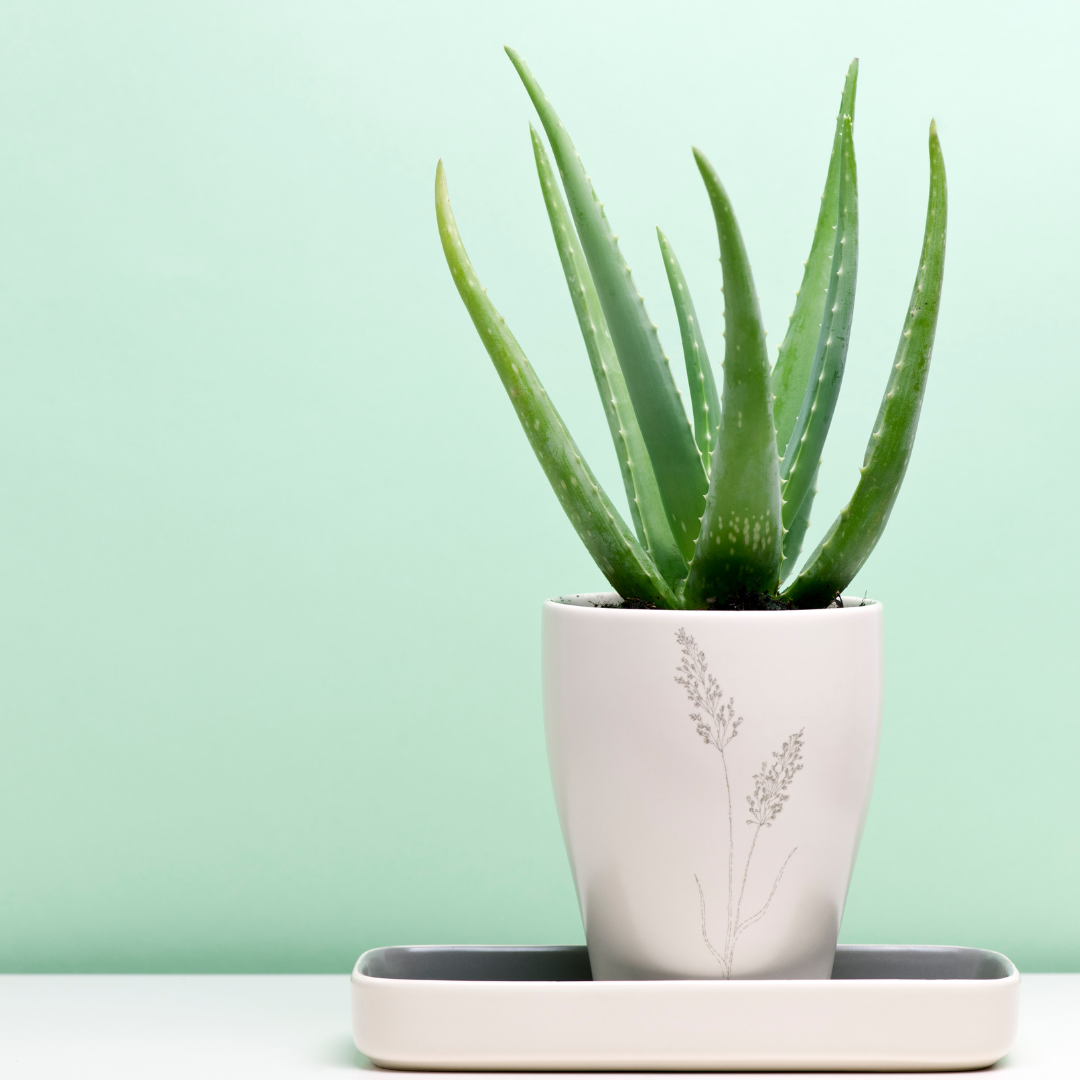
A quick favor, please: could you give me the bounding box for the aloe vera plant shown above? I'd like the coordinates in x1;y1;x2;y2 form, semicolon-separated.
436;51;947;609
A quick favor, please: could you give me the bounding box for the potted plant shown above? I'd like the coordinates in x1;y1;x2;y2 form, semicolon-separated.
436;50;945;980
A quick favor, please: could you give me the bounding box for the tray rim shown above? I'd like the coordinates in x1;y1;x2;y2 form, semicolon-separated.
352;942;1019;984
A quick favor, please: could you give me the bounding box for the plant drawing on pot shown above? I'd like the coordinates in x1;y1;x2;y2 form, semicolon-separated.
435;50;946;980
676;629;805;978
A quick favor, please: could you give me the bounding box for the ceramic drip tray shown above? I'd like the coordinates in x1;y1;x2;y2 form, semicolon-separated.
351;944;1019;1072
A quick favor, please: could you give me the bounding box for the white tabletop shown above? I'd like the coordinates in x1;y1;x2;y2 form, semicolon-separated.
0;973;1076;1077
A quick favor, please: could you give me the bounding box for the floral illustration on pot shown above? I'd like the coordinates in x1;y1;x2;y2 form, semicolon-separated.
676;629;806;979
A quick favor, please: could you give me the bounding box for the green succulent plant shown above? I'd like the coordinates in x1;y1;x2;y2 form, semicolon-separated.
436;49;946;610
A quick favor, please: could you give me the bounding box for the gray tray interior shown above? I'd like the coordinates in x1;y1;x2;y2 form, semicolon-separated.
360;945;1013;982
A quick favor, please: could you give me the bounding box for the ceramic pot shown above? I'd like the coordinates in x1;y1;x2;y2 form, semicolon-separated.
541;593;883;981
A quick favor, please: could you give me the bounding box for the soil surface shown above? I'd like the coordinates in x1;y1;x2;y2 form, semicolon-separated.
608;591;846;612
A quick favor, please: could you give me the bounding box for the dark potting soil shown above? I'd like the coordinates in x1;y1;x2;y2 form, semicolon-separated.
606;592;847;612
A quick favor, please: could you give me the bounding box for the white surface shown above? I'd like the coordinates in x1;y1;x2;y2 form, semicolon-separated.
0;973;1076;1077
352;946;1020;1071
543;595;883;979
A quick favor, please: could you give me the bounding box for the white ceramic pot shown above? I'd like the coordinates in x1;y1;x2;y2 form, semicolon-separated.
542;593;883;981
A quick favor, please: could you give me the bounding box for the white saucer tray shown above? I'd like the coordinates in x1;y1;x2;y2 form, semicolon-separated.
351;943;1019;1072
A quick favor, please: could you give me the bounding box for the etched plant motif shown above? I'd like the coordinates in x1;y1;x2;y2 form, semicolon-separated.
675;630;804;977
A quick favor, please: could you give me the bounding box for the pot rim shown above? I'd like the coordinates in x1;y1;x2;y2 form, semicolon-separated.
546;591;880;616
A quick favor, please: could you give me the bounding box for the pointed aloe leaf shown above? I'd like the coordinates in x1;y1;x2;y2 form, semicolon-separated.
780;115;858;531
530;127;686;585
683;151;782;606
506;48;707;562
779;461;819;584
658;229;721;476
772;59;859;459
435;162;678;607
783;123;947;608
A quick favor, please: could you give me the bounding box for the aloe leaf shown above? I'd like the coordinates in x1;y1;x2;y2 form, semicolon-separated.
783;122;947;608
683;151;782;606
436;162;678;607
772;60;859;459
780;115;858;531
530;128;687;585
506;48;707;562
657;228;721;476
779;461;819;584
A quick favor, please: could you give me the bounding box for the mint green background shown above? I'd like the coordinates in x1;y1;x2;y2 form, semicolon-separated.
1;1;1077;973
